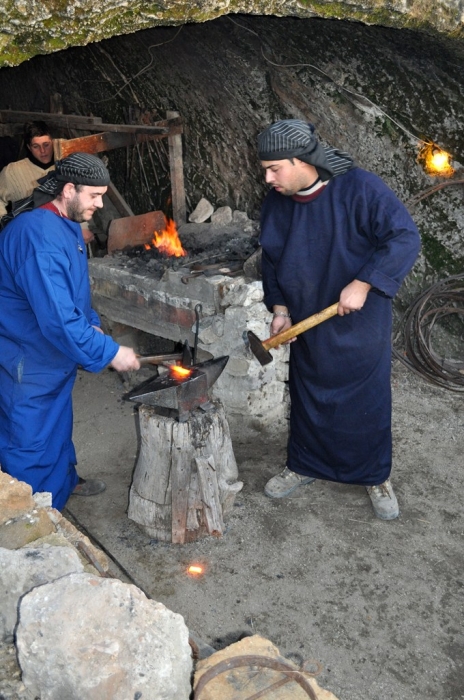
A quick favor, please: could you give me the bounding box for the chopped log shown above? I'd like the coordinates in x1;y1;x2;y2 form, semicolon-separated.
128;401;243;543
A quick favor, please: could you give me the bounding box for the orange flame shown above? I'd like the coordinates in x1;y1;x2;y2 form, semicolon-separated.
148;218;187;257
170;365;192;379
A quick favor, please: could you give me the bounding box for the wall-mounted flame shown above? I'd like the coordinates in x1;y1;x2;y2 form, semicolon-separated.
418;142;454;177
170;364;193;380
144;218;187;257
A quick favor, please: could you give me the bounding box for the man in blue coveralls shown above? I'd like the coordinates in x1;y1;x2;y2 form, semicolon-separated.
0;152;141;510
258;120;421;520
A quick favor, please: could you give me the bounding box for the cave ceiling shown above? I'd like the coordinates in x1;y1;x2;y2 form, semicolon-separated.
0;0;463;68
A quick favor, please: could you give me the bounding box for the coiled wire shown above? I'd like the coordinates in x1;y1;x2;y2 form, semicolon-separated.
393;274;464;391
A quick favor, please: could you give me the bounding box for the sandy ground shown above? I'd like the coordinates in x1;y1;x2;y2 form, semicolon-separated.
60;358;463;700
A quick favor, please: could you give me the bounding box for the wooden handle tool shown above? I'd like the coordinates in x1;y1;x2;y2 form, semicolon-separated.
247;303;339;366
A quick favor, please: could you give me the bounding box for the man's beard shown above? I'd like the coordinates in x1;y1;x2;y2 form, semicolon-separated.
66;195;88;223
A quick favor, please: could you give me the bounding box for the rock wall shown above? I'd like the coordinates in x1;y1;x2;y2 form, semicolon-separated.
0;16;462;289
0;0;463;68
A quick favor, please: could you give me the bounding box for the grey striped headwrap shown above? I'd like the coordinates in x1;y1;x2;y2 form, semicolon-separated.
0;153;110;230
38;152;110;195
258;120;354;181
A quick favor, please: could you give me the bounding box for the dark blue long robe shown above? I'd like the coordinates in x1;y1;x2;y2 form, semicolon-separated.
0;208;119;509
260;168;420;486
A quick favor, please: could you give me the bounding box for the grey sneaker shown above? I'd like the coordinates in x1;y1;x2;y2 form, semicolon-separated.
264;466;315;498
71;478;106;497
366;479;399;520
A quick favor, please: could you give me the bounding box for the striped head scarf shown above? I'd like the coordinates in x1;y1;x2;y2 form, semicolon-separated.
257;120;354;181
38;152;110;195
0;153;110;230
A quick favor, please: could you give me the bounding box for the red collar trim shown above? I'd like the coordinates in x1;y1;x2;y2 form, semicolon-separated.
292;182;328;203
40;202;70;219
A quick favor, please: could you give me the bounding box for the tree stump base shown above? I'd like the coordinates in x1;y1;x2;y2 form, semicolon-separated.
128;400;243;543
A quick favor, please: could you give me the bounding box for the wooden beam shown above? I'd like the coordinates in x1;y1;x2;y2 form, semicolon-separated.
106;182;135;219
54;132;145;158
0;109;182;136
167;110;187;224
64;119;181;135
53;123;183;159
0;109;103;127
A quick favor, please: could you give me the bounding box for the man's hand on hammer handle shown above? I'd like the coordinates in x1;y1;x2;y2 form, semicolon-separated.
110;346;141;372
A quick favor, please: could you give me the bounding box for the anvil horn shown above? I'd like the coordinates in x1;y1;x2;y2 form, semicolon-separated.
195;356;229;389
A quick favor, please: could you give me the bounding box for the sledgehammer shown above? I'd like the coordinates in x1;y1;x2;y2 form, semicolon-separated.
247;303;339;366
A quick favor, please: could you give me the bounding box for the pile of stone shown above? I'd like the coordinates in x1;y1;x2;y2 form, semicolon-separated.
0;469;338;699
0;470;191;700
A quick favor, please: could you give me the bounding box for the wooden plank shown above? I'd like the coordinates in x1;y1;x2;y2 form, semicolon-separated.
0;110;181;136
171;448;192;545
0;109;103;127
54;132;142;158
57;123;171;136
107;211;166;252
167;110;187;224
106;182;134;218
196;456;224;536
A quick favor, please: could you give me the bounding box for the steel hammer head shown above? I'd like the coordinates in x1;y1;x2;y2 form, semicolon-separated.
247;330;273;366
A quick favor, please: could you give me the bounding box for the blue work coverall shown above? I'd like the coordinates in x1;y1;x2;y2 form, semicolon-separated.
0;208;119;510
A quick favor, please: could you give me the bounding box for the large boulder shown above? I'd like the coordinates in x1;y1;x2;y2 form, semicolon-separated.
16;573;192;700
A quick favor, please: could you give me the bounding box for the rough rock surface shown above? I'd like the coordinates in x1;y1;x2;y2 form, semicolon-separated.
0;16;461;286
0;472;35;526
0;545;84;641
0;0;462;68
194;633;340;698
16;572;192;700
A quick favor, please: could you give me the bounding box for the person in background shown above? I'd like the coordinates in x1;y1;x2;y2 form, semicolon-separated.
0;120;94;243
0;120;55;218
258;119;421;520
0;152;141;510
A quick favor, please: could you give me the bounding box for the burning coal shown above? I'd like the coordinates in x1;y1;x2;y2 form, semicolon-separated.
144;218;187;257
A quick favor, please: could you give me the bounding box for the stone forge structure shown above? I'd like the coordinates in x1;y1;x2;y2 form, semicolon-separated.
88;257;290;423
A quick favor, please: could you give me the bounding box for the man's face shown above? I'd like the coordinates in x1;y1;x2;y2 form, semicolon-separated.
28;135;54;165
261;158;319;196
66;185;107;223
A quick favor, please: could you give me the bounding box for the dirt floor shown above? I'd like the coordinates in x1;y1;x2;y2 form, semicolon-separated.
55;358;463;700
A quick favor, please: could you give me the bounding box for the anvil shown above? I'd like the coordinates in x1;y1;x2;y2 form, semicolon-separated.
123;356;229;422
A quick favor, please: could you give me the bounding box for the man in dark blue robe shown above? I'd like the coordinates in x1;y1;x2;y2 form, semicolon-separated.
0;153;141;510
258;120;420;520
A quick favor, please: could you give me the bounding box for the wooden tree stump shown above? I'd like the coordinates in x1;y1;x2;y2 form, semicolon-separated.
128;400;243;543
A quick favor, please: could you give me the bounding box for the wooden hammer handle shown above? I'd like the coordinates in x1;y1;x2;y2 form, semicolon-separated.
262;303;339;351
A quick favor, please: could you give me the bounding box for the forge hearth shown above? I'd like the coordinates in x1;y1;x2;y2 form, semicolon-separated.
88;222;289;423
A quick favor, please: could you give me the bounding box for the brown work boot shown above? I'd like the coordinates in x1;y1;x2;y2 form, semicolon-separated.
72;477;106;497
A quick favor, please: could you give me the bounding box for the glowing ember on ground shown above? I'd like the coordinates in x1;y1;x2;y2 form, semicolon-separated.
144;218;187;257
170;365;193;379
187;564;204;576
